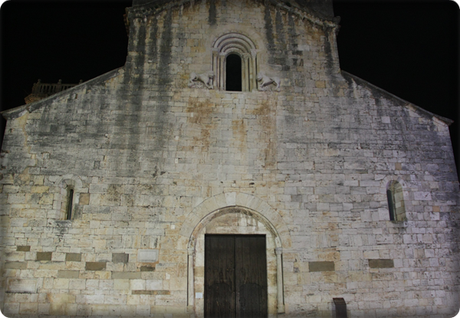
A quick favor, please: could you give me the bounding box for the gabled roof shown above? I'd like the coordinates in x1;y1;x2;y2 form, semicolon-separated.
1;68;122;120
341;71;454;126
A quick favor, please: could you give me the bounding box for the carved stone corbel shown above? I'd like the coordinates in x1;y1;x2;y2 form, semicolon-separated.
188;71;215;89
257;72;281;91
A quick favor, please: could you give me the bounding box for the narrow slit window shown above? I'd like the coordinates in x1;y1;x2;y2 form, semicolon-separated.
66;188;74;220
226;54;242;91
387;181;406;222
387;189;395;221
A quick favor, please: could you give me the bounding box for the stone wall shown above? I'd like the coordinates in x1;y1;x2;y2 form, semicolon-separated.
1;0;459;317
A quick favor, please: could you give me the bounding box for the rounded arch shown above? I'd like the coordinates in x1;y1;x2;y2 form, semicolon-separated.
179;192;292;249
188;205;283;250
181;193;289;315
381;176;410;222
212;32;258;54
212;32;258;91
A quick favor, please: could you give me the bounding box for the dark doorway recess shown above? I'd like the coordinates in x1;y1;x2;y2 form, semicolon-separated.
204;235;268;318
226;54;242;91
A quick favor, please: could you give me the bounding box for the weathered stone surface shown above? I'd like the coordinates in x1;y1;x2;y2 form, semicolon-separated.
140;265;155;272
0;0;459;317
112;253;129;264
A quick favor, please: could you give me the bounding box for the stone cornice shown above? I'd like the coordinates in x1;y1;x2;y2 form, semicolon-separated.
126;0;339;30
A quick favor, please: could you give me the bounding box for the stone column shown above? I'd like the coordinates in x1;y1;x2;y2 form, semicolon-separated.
219;54;225;90
187;247;194;311
276;247;285;313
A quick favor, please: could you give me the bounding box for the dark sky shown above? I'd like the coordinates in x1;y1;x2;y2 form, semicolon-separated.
1;0;459;176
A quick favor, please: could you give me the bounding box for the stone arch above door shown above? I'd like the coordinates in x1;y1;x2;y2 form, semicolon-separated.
179;192;292;249
180;193;291;315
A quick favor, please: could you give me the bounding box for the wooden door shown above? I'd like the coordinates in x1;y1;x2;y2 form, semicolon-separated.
205;235;267;318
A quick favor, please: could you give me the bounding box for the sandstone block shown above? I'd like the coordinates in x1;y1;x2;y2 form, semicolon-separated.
309;261;335;272
36;252;52;261
112;253;129;263
368;259;394;268
65;253;82;262
58;270;80;278
85;262;106;271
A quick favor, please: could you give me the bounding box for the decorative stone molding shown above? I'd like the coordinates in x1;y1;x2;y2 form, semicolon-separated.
212;32;258;91
180;193;291;315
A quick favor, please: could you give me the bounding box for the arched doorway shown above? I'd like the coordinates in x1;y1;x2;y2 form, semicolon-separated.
185;205;286;316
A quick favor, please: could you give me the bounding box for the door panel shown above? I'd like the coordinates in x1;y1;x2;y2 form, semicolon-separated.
205;235;267;318
205;235;236;318
235;236;267;318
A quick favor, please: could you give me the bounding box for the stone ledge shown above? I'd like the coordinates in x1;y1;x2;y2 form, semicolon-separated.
132;290;170;295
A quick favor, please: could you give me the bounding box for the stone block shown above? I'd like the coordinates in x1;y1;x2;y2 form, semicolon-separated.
112;271;141;279
112;253;129;263
308;261;335;272
140;265;155;271
58;270;80;278
79;193;90;205
137;249;158;262
65;253;82;262
369;259;394;268
5;262;27;269
36;252;52;261
8;279;37;293
17;246;30;252
85;262;106;271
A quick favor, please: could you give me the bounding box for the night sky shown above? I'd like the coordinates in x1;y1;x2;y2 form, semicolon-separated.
1;0;459;177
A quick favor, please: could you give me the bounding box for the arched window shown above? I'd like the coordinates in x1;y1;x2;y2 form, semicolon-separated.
212;33;257;91
387;181;406;221
226;54;242;91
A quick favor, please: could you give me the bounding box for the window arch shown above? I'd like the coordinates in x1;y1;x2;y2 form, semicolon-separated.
212;33;257;91
387;181;406;221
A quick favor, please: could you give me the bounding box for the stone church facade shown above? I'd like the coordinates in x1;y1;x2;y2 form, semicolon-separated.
1;0;459;317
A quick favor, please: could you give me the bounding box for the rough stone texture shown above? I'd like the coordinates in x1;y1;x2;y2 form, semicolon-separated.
0;0;459;317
